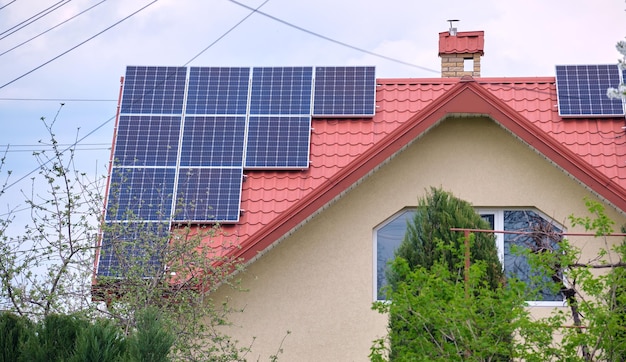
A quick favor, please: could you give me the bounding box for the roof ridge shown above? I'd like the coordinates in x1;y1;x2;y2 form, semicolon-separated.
229;81;626;263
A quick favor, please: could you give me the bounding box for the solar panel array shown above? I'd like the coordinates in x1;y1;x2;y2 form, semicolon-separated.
97;65;376;277
555;64;625;117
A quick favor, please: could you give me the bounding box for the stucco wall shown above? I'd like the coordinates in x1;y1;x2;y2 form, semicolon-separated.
212;116;626;361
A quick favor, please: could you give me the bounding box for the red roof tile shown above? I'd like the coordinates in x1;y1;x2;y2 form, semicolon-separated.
203;76;626;263
439;31;485;55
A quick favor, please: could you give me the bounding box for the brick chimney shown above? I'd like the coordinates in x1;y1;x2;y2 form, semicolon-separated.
438;30;484;77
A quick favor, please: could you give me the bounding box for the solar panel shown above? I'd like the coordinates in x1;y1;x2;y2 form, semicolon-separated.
186;67;250;115
98;65;379;276
179;116;246;167
105;167;176;221
313;66;376;117
250;67;313;115
97;222;170;277
174;167;243;222
245;116;311;168
106;65;377;222
555;64;624;117
113;115;181;167
120;66;187;114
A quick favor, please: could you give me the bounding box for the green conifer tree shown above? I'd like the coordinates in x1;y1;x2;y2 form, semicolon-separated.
70;319;127;362
387;187;503;291
125;307;174;362
0;312;30;362
20;314;88;362
377;187;518;361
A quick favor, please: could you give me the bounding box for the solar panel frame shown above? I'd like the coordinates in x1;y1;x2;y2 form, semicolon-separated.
113;115;182;167
186;67;250;115
250;67;313;115
179;116;246;167
173;167;243;223
120;66;187;114
97;221;170;278
105;167;176;222
555;64;625;117
313;66;376;117
245;115;311;169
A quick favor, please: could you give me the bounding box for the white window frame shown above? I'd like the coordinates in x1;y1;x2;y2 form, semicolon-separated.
373;208;567;307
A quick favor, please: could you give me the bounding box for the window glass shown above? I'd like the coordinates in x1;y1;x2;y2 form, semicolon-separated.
375;210;414;300
503;210;563;301
375;208;564;303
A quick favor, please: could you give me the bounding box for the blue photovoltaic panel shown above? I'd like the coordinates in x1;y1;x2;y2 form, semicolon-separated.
250;67;313;115
313;66;376;117
245;116;311;168
174;167;243;222
105;167;176;221
113;115;181;167
186;67;250;115
97;222;170;277
121;66;186;114
555;64;624;117
179;116;246;167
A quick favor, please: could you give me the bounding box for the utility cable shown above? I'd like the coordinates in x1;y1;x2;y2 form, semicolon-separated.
0;98;115;102
184;0;268;66
0;0;107;57
0;0;17;11
228;0;440;75
0;0;69;39
0;0;159;91
1;0;266;193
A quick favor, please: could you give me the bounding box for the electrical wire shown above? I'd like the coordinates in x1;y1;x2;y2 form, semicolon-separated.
0;0;108;58
0;0;159;90
2;112;115;192
0;0;266;193
0;0;70;39
0;98;116;102
0;0;17;11
227;0;440;75
184;0;268;66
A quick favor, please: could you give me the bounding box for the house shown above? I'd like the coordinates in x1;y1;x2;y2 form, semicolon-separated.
95;29;626;360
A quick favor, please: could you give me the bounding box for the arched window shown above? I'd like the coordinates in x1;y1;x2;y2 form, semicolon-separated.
374;208;565;306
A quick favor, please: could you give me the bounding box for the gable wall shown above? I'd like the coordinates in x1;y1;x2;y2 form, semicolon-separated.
213;116;626;361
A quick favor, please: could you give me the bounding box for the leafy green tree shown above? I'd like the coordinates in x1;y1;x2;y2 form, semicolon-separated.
607;38;626;100
515;200;626;361
0;111;285;361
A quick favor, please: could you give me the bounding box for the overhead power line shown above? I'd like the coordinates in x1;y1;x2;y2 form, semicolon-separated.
185;0;268;66
0;0;108;57
0;98;116;102
0;0;17;11
1;0;266;193
0;0;71;40
0;0;159;90
227;0;440;74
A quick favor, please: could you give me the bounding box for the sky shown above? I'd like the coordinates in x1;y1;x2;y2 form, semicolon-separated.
0;0;625;220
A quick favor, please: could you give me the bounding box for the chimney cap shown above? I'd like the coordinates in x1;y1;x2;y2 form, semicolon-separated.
447;19;460;36
438;30;485;56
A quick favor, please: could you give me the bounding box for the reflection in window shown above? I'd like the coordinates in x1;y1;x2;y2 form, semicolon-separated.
375;210;414;300
504;210;563;301
375;208;564;303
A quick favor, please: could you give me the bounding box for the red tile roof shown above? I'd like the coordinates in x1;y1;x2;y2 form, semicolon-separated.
208;76;626;263
439;31;485;55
